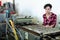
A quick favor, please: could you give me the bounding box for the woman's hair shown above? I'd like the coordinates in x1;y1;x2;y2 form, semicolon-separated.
44;4;52;9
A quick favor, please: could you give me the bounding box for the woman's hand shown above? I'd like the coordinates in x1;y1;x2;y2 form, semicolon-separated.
43;25;53;28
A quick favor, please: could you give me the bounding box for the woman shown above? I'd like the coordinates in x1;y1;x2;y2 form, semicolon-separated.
43;4;57;28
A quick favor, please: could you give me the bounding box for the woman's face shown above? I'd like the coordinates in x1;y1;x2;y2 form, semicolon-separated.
45;6;51;13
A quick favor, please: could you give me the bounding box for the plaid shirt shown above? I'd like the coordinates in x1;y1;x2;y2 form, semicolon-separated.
43;12;57;27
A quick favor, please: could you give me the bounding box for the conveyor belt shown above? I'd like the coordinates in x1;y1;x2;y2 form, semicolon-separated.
16;25;60;36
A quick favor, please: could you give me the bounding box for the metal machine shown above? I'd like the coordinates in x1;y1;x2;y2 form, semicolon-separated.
0;2;23;40
14;17;38;26
0;13;6;40
0;14;23;40
14;17;60;40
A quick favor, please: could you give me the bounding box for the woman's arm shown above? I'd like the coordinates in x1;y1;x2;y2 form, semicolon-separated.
47;14;57;28
51;14;57;28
